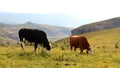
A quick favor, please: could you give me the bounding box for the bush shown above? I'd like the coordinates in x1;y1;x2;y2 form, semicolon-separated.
115;42;119;49
0;43;7;47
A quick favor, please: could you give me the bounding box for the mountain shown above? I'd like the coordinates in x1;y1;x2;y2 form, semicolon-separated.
0;22;72;42
0;12;80;27
72;17;120;35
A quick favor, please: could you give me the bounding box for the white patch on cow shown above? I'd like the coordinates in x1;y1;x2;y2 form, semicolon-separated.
88;46;94;54
49;43;52;48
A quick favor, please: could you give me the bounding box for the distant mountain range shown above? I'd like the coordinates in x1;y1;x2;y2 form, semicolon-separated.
72;17;120;35
0;12;77;45
1;12;120;45
0;12;80;27
0;22;72;43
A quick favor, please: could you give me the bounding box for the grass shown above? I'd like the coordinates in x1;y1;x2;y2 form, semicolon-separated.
0;45;120;68
0;27;120;68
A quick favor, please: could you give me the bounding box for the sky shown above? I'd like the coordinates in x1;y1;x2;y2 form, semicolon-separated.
0;0;120;27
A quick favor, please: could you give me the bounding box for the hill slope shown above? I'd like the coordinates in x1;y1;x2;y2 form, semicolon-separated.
55;27;120;48
0;36;17;46
0;22;72;42
72;17;120;35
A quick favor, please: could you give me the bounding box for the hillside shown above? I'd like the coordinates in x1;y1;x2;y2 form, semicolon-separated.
55;27;120;49
0;22;72;42
0;36;17;46
72;17;120;35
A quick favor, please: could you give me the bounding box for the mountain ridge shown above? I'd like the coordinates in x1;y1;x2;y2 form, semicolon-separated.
0;12;80;27
0;22;72;42
72;17;120;35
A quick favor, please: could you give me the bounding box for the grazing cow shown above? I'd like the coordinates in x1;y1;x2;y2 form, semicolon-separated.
18;28;51;53
70;35;93;54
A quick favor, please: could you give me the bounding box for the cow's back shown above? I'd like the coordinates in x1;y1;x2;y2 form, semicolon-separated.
70;36;80;48
18;28;48;43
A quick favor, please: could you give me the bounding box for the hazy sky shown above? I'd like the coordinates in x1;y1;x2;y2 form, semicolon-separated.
0;0;120;27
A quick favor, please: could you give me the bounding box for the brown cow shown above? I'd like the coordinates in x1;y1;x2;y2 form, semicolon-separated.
70;35;93;54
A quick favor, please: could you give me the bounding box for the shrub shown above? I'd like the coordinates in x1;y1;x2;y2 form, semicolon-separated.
115;42;119;49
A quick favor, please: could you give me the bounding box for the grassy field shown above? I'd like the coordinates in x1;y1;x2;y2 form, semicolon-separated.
0;28;120;68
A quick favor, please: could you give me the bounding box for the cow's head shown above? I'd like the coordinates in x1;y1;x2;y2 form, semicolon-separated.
88;46;94;54
44;43;51;51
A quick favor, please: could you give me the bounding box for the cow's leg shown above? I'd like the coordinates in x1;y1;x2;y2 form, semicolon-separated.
38;44;41;54
20;41;25;52
80;49;83;54
74;47;77;52
70;46;73;51
34;42;38;54
80;50;83;54
86;50;89;54
70;46;74;53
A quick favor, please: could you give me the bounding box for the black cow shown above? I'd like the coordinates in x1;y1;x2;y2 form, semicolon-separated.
18;28;51;53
